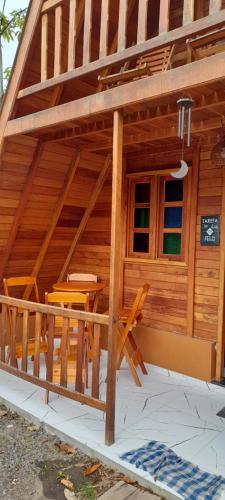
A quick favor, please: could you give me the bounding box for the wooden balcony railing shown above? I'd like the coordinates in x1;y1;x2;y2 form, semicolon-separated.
0;295;111;441
40;0;224;83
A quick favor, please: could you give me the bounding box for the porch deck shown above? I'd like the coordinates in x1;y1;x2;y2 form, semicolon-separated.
0;353;225;499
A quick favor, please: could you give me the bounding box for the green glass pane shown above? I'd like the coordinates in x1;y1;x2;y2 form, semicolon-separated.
134;208;150;228
135;183;151;203
163;233;181;255
133;233;149;253
165;180;183;202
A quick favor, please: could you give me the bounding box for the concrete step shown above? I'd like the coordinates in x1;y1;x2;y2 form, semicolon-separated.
99;481;162;499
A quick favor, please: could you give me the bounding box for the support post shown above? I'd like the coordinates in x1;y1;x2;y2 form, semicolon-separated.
105;111;123;446
186;146;200;336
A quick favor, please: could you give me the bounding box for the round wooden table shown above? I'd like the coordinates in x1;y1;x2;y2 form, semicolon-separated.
52;281;106;312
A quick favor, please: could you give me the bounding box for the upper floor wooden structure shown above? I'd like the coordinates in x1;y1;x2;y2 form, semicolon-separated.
3;0;225;124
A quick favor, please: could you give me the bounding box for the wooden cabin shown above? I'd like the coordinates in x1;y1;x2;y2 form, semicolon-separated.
2;0;225;444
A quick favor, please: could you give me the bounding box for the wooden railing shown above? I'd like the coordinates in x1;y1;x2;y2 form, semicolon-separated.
40;0;224;82
0;295;111;436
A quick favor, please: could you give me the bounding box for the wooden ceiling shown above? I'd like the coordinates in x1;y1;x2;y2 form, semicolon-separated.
15;79;225;155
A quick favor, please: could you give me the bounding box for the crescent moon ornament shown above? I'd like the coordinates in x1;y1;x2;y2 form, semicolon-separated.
171;160;189;179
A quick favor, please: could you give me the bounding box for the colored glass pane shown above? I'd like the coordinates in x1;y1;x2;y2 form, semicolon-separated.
163;233;181;255
135;183;151;203
133;233;149;253
134;208;150;228
165;180;183;202
164;207;183;228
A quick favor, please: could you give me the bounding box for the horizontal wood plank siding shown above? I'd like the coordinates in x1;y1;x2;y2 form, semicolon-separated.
193;144;222;342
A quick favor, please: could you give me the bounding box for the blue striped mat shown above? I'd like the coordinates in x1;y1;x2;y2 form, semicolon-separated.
120;441;225;500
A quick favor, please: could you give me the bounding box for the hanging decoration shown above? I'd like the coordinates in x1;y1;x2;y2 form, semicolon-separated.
172;159;189;179
171;96;194;179
211;118;225;167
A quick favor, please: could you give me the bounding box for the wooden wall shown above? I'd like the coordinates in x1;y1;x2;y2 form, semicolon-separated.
194;142;222;343
69;142;222;348
0;134;222;378
0;137;108;299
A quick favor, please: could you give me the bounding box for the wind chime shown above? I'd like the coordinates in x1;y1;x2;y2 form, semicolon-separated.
171;96;194;179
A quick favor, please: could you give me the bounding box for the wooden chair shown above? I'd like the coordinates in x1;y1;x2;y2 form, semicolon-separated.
186;27;225;64
115;284;150;387
67;273;98;282
98;44;175;89
45;290;89;347
45;291;89;403
3;276;47;363
67;272;98;314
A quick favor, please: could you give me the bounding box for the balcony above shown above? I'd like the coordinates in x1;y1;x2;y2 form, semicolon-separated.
12;0;225;117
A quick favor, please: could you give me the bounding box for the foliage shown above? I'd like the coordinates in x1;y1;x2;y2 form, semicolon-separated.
77;482;95;499
0;8;27;42
0;5;28;96
3;65;10;82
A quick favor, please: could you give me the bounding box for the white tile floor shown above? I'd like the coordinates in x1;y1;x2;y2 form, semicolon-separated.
1;353;225;499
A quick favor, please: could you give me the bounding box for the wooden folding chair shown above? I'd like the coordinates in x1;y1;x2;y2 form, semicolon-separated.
115;284;150;387
98;45;175;88
3;276;47;363
44;291;89;403
67;273;98;282
186;27;225;63
67;272;98;316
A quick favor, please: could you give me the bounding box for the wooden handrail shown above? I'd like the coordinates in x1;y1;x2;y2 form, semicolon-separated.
0;295;109;325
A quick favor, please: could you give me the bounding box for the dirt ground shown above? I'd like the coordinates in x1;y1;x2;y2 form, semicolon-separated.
0;403;156;500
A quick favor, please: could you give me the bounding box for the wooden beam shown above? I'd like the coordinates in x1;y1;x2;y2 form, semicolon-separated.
68;0;77;71
54;5;63;77
42;0;62;14
105;111;123;446
58;154;111;281
97;0;135;92
8;52;225;137
23;150;81;300
195;0;205;20
183;0;195;25
99;0;109;59
85;117;223;151
17;9;225;101
209;0;222;15
118;0;128;52
41;13;48;81
0;142;45;282
55;0;83;106
83;0;93;65
137;0;148;44
44;90;225;144
216;167;225;380
0;0;43;157
159;0;170;33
